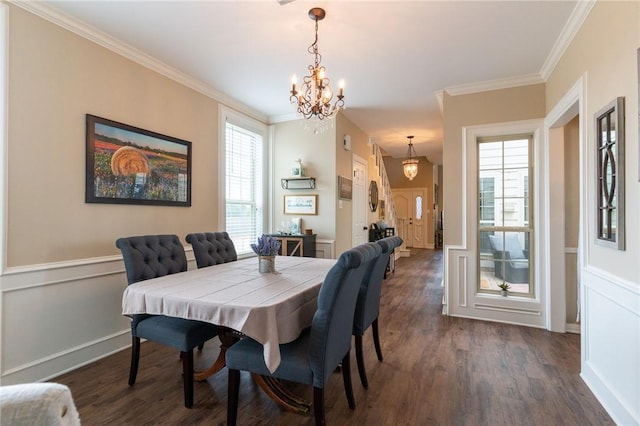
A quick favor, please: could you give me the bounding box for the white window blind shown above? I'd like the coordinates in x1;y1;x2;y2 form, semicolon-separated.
225;121;264;255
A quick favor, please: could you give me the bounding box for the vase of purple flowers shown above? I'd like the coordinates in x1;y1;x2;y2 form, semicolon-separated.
251;235;281;273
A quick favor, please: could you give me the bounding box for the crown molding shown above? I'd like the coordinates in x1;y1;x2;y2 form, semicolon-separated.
540;0;596;80
268;112;300;124
444;73;544;97
443;1;595;98
435;90;444;117
7;0;268;123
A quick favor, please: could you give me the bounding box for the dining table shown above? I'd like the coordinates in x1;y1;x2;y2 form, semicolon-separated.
121;255;337;413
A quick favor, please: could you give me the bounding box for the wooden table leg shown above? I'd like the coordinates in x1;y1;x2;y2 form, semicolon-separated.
251;373;311;414
194;329;238;381
193;328;312;415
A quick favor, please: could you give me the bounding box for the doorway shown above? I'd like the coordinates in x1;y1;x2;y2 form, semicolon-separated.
392;188;426;248
544;77;585;333
352;154;368;247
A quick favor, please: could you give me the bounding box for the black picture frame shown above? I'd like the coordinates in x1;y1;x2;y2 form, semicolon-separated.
85;114;192;206
369;180;379;212
594;97;625;250
338;175;353;200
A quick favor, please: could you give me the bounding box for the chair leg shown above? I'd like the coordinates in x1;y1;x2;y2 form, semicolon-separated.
341;350;356;410
372;317;384;361
354;335;368;388
181;350;194;408
228;369;240;426
313;387;325;426
128;336;141;386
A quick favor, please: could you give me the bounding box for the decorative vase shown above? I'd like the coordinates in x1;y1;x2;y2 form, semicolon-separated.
500;290;508;297
291;159;304;177
258;255;276;273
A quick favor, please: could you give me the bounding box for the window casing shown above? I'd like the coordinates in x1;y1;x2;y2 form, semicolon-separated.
222;110;268;256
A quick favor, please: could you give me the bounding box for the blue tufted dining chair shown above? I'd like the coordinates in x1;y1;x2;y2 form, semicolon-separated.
225;242;382;426
115;234;219;408
353;236;403;388
185;232;237;268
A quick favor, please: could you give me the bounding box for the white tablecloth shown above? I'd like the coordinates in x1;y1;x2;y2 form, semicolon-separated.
122;256;336;372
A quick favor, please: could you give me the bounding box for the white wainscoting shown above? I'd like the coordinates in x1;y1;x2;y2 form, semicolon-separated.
1;244;336;384
0;250;203;385
580;266;639;426
315;239;335;259
0;255;132;384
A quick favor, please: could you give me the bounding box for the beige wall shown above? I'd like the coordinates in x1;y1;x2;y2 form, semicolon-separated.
7;5;222;267
383;156;435;247
544;3;639;421
335;113;375;255
383;156;432;189
546;0;639;284
438;164;444;220
442;83;546;246
273;113;375;257
273;120;335;241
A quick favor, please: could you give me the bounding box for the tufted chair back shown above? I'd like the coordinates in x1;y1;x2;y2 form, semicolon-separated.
116;234;187;284
352;238;394;336
310;242;381;388
116;234;188;329
185;232;238;268
115;234;219;409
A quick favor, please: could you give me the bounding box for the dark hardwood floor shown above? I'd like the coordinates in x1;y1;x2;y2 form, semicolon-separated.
53;249;613;425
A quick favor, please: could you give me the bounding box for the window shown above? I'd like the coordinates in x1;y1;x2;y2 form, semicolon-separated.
523;175;529;224
478;135;533;296
222;108;268;256
479;177;495;253
415;195;422;220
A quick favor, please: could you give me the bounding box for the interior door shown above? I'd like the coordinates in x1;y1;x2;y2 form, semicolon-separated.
393;189;426;248
352;155;368;246
392;192;413;247
411;189;426;248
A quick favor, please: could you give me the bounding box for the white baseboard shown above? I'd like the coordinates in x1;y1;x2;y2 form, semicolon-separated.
582;361;638;426
398;249;411;258
565;323;580;334
2;331;130;385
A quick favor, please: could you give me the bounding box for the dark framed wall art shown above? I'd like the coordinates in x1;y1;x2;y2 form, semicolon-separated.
338;175;353;200
595;97;625;250
86;114;192;206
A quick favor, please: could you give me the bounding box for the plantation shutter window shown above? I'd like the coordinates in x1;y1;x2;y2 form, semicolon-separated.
224;120;265;255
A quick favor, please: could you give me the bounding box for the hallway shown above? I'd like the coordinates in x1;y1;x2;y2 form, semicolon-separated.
54;248;612;425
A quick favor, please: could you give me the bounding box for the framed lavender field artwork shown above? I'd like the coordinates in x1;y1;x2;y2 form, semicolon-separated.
86;114;192;206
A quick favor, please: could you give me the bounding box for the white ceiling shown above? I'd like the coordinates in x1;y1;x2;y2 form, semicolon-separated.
33;0;580;164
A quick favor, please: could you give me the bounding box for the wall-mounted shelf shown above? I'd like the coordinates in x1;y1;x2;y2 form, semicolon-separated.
281;177;316;190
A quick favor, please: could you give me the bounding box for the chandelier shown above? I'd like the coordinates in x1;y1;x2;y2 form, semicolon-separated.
403;136;419;180
290;7;345;122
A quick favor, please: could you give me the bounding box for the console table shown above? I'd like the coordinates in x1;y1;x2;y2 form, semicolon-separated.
266;234;316;258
